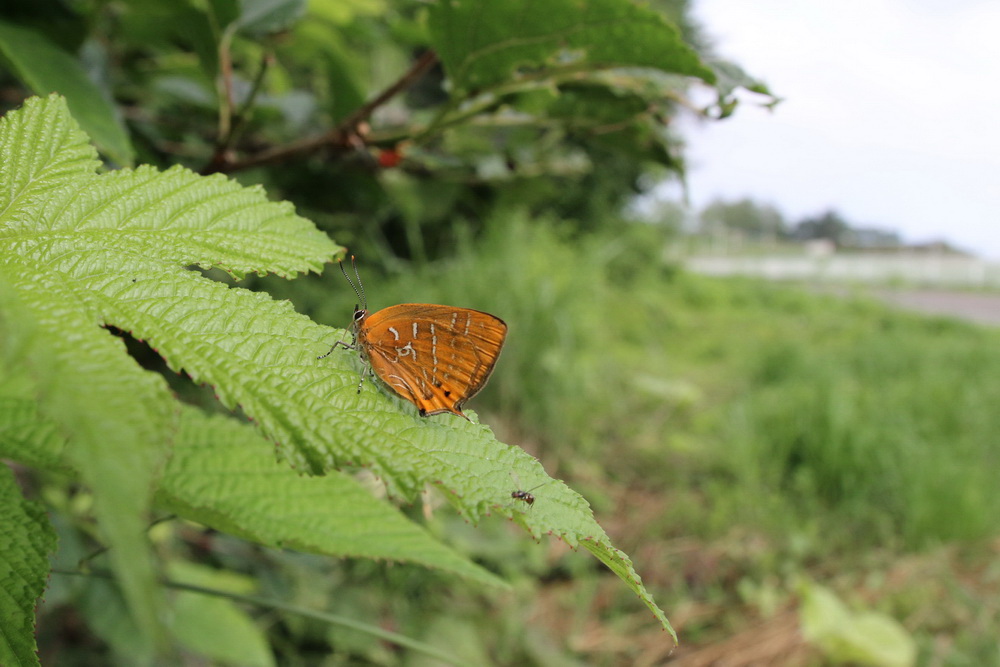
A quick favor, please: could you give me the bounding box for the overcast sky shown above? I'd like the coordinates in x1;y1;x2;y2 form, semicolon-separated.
671;0;1000;258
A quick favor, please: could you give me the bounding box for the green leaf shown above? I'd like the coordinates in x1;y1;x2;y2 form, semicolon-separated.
116;0;219;80
0;93;334;651
306;0;386;25
78;578;155;664
291;12;366;122
236;0;307;37
707;58;777;100
0;395;65;468
0;241;171;650
705;58;780;118
158;407;507;588
427;0;716;94
169;562;275;667
0;19;134;166
0;465;58;667
800;581;916;667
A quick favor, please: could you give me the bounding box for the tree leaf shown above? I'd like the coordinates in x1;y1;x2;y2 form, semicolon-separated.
705;58;780;117
0;19;134;166
0;93;334;651
427;0;716;94
0;239;172;651
0;395;65;468
236;0;307;37
0;465;57;667
157;407;507;588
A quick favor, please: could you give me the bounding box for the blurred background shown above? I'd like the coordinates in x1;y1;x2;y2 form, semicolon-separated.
3;0;998;664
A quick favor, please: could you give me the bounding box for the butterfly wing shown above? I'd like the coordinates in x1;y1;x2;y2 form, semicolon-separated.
358;304;507;417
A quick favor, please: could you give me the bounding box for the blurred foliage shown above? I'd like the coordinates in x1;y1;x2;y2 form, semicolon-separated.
0;0;772;260
699;197;788;241
690;197;906;251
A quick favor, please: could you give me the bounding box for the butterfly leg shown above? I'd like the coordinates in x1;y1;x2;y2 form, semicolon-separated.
317;338;355;360
355;367;372;394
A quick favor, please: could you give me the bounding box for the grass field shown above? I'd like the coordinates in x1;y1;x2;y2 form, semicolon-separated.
287;213;1000;664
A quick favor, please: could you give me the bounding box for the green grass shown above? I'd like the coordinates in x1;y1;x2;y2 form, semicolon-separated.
676;283;1000;549
271;210;1000;662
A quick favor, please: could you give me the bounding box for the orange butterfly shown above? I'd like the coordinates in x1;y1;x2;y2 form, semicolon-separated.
320;257;507;419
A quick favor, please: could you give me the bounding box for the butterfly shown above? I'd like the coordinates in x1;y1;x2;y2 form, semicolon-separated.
320;257;507;419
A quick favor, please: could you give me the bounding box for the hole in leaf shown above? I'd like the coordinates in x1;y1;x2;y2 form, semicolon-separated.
103;325;246;420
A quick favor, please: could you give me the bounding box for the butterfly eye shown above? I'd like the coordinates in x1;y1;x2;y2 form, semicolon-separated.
353;308;366;322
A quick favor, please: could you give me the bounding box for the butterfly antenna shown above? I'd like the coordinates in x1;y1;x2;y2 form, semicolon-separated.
339;255;364;309
351;255;367;310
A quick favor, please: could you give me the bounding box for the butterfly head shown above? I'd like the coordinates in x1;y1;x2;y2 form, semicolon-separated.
350;304;368;336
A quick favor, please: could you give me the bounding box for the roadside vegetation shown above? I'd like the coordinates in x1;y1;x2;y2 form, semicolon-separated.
351;213;1000;663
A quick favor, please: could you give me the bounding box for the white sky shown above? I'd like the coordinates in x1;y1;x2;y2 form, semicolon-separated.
671;0;1000;258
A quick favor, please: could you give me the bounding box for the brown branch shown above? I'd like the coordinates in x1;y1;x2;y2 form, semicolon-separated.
203;50;439;175
204;49;273;174
338;49;439;132
217;33;236;140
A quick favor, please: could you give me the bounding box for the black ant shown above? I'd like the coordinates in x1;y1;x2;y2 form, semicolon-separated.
509;472;548;508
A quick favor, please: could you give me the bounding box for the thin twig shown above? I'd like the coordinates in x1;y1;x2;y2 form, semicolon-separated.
337;49;439;133
228;51;274;148
216;28;237;144
205;44;274;174
205;50;439;174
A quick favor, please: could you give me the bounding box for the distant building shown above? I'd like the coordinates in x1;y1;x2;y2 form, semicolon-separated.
804;239;835;257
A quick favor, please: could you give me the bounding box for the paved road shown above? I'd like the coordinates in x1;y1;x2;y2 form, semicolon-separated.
867;289;1000;326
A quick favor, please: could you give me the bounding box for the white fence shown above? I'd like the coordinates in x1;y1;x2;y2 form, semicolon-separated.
684;253;1000;289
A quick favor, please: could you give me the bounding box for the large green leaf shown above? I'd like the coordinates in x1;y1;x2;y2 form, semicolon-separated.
0;248;169;652
0;231;172;644
0;93;332;653
427;0;716;94
158;406;506;587
0;94;676;640
0;465;57;667
0;19;134;166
